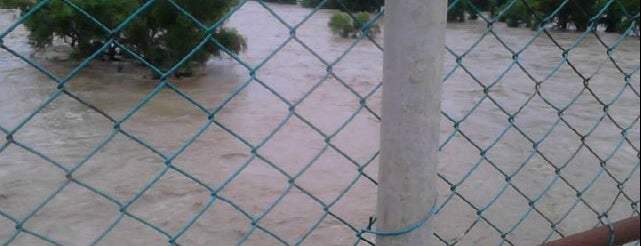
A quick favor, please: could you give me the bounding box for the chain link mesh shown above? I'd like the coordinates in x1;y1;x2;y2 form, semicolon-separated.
0;0;639;245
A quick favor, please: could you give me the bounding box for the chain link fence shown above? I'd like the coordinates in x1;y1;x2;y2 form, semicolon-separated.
435;0;640;245
0;0;639;245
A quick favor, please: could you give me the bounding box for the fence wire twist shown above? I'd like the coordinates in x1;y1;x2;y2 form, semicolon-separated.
437;0;639;245
0;0;639;245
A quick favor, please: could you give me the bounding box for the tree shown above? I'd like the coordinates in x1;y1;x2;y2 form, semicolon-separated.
447;0;496;23
302;0;384;12
0;0;28;9
498;0;639;33
496;0;539;27
448;0;467;22
14;0;246;76
604;0;640;33
262;0;297;4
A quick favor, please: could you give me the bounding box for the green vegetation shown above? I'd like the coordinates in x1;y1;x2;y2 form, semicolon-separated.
262;0;298;4
497;0;538;28
448;0;467;22
448;0;494;22
329;12;353;38
9;0;247;76
302;0;383;12
445;0;639;33
495;0;640;33
0;0;25;9
328;11;380;38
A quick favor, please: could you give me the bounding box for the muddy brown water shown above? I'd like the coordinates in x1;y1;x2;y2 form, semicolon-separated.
1;2;639;245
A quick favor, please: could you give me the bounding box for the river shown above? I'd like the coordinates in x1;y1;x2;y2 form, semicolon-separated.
0;2;639;245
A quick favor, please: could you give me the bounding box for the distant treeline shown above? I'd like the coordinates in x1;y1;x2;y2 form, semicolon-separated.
4;0;636;34
448;0;640;33
261;0;383;12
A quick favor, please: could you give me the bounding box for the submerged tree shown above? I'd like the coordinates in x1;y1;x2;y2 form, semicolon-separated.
0;0;27;9
301;0;384;12
262;0;297;4
448;0;467;22
447;0;500;23
497;0;639;33
328;11;380;38
13;0;247;76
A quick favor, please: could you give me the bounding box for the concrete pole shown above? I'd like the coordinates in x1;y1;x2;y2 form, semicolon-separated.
376;0;446;245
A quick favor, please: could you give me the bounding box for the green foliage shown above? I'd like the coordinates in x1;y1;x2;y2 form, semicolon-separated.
329;11;348;30
211;27;248;56
351;11;381;36
353;11;371;29
447;0;491;22
0;0;29;9
328;11;379;38
606;0;640;33
329;11;352;38
302;0;336;9
302;0;383;12
13;0;246;75
262;0;298;4
497;0;536;27
448;0;466;22
497;0;639;33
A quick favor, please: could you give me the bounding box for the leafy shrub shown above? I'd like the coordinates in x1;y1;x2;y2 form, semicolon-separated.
262;0;298;4
498;0;532;27
496;0;639;33
0;0;24;9
328;11;380;38
12;0;247;76
448;0;466;22
329;11;353;38
302;0;383;12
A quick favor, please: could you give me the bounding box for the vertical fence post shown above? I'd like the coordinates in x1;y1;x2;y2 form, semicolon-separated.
376;0;446;245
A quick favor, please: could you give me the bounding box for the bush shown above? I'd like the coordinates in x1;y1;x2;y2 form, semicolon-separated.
302;0;338;9
328;11;379;38
261;0;298;4
447;0;488;22
353;11;371;30
329;12;352;38
13;0;246;76
497;0;640;33
607;0;640;33
498;0;533;27
448;0;466;22
302;0;383;12
0;0;23;9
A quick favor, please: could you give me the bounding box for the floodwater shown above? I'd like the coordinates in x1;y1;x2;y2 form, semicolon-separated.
0;2;639;246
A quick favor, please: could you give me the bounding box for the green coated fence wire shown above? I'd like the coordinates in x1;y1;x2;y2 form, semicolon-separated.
0;0;639;245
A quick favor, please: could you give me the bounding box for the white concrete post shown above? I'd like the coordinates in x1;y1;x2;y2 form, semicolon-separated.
376;0;446;245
